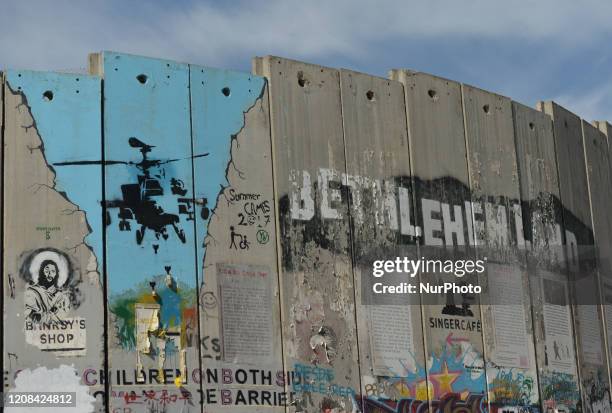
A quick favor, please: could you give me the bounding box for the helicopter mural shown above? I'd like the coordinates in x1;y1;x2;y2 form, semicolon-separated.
53;137;211;251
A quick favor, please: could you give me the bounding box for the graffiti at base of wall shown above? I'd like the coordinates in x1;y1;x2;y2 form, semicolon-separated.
489;370;538;412
361;392;486;413
583;371;611;413
540;373;580;413
0;363;559;412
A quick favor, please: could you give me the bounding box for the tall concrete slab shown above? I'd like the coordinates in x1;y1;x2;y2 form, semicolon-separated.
595;121;612;146
0;72;3;395
580;120;612;411
340;70;425;411
595;120;612;383
253;56;361;413
584;122;612;279
92;52;201;412
462;85;540;412
190;67;285;411
3;70;105;411
0;71;4;395
513;101;581;413
391;70;488;411
539;101;608;413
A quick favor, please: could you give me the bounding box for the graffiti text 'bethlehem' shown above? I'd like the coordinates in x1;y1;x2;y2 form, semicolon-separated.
289;168;580;255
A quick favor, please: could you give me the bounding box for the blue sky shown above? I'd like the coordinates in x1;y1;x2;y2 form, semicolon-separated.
1;0;612;121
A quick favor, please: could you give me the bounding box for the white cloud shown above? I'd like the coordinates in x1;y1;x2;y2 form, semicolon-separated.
1;0;611;121
554;79;612;122
1;0;612;70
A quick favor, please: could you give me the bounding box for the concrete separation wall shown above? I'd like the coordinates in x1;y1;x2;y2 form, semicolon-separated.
1;51;612;413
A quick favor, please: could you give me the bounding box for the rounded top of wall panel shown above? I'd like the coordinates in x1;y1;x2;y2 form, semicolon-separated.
537;101;583;131
461;82;512;116
512;100;553;134
190;65;266;102
389;69;463;106
4;69;100;103
96;51;190;95
100;50;190;67
389;69;457;86
340;68;404;104
594;120;612;137
252;55;339;88
582;119;608;147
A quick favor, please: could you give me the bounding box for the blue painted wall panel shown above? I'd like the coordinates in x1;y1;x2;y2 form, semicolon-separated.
101;52;200;412
190;68;265;261
6;71;104;266
190;67;286;412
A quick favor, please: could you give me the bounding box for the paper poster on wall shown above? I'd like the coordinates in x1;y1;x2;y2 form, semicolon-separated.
577;304;604;365
604;282;612;357
25;317;87;356
542;277;576;375
488;264;530;368
135;304;161;353
218;263;274;365
368;305;415;376
573;275;604;365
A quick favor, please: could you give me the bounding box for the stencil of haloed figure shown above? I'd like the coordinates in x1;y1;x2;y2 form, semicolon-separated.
24;251;71;324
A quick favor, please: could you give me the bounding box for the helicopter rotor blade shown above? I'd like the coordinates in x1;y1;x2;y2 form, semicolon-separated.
53;160;129;166
156;153;209;166
54;152;208;167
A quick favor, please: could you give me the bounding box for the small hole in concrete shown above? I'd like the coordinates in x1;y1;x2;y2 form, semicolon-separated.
76;90;80;94
483;104;490;114
76;78;80;82
17;73;21;77
43;90;54;101
428;89;438;100
222;87;231;97
136;74;148;84
564;120;569;128
366;90;375;101
529;122;535;130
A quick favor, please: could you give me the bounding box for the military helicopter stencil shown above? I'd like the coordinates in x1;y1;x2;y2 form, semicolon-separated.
53;137;211;251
